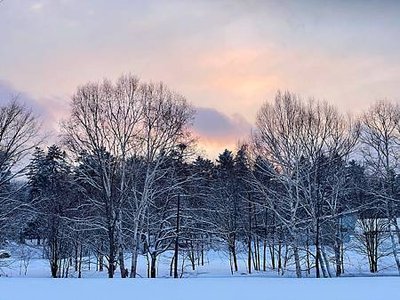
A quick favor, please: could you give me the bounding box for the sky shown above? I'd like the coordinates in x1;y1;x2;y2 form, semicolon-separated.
1;0;400;158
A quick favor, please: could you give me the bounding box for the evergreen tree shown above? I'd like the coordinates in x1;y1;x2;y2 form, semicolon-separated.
28;145;74;278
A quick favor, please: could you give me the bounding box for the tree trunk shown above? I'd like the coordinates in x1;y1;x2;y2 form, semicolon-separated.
197;242;200;266
107;222;116;278
65;258;70;278
173;194;181;278
229;239;238;272
321;246;332;277
269;243;276;270
201;243;204;266
51;261;58;278
248;200;252;273
293;245;302;278
315;218;321;278
256;237;261;271
229;251;233;275
334;239;342;277
50;238;58;278
263;239;267;271
150;254;157;278
277;242;282;274
118;248;126;278
189;240;195;271
98;253;104;272
74;243;78;272
130;247;138;278
116;210;127;278
170;256;174;277
334;219;343;277
107;259;114;278
248;236;252;274
306;237;311;275
78;244;83;278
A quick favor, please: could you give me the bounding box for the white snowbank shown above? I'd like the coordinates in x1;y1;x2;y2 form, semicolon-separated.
0;277;399;300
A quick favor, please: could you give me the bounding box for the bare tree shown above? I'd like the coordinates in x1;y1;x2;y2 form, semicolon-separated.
251;91;359;277
353;217;388;273
62;75;194;278
126;82;194;278
0;99;40;241
62;75;142;278
0;99;40;184
360;100;400;274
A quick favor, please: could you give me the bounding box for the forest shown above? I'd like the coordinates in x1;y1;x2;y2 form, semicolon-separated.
1;74;400;279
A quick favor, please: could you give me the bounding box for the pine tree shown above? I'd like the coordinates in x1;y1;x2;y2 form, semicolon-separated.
28;145;74;278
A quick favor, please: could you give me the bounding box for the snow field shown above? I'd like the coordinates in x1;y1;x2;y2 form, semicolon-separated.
1;277;399;300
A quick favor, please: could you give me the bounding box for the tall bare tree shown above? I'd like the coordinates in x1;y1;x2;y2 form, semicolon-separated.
126;82;194;278
251;91;359;277
62;74;194;278
0;99;40;240
62;75;142;278
360;100;400;274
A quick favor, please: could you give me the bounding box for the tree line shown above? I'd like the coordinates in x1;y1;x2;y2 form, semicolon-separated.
1;74;400;278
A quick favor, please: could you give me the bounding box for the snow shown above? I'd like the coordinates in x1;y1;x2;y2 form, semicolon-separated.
0;277;399;300
4;246;399;279
1;243;400;300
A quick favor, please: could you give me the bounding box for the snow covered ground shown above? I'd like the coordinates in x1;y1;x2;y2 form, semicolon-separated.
2;243;399;279
1;243;400;300
0;277;399;300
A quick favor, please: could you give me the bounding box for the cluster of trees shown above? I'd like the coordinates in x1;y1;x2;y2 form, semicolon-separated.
1;75;400;278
